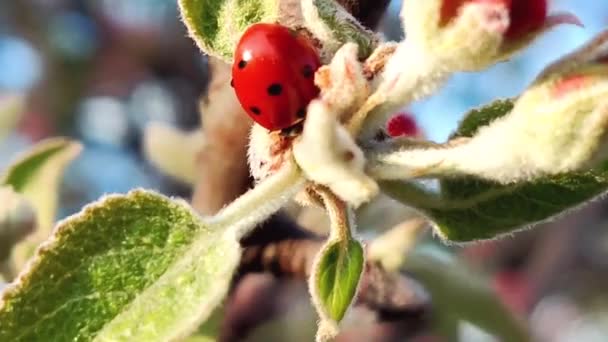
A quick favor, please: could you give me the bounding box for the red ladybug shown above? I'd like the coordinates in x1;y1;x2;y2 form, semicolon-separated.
231;23;321;131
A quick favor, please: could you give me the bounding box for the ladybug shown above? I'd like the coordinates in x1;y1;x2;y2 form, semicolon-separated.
231;23;321;131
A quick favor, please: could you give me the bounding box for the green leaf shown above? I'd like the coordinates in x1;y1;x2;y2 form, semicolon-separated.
301;0;377;59
382;99;608;242
0;190;241;342
178;0;281;61
449;99;515;138
312;238;364;323
183;306;224;342
2;138;82;269
405;251;530;342
0;95;24;142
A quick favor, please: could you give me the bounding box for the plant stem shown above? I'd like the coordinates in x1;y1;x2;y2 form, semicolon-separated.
316;186;354;242
206;160;306;239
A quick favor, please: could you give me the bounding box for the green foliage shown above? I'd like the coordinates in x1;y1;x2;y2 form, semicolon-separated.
183;307;224;342
450;99;515;138
382;99;608;242
301;0;377;59
1;138;82;269
0;190;240;342
312;238;364;322
178;0;280;61
405;251;529;341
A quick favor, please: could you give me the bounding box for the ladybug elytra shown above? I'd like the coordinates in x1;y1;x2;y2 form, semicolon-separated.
231;23;321;131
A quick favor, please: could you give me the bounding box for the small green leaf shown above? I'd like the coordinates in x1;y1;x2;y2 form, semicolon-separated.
450;99;515;138
312;238;364;323
382;99;608;242
178;0;281;61
0;95;24;142
405;251;530;342
2;138;82;269
0;190;241;342
301;0;377;59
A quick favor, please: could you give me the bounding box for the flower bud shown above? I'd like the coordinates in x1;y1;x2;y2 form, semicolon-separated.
386;112;420;138
401;0;580;71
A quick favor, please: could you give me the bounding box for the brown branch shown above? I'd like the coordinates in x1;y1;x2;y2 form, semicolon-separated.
191;57;253;215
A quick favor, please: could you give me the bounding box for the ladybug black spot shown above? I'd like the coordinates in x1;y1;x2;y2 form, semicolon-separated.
250;106;261;115
238;60;247;69
267;83;283;96
302;65;314;78
297;108;306;118
230;79;234;87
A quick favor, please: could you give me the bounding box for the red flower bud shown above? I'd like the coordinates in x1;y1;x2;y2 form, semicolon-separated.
386;112;419;137
440;0;578;42
506;0;546;40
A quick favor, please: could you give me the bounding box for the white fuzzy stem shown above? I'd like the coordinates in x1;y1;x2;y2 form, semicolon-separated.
368;144;459;180
205;160;305;239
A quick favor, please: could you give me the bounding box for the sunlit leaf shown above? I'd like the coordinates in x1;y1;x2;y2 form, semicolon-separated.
178;0;281;61
312;238;364;323
2;138;82;269
301;0;377;60
0;190;241;342
382;99;608;242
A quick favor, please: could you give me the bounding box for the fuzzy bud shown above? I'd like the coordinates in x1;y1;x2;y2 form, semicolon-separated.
386;112;420;138
401;0;580;71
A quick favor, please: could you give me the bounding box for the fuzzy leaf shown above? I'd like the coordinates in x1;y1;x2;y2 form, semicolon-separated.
2;138;82;269
382;99;608;242
405;252;530;341
183;307;224;342
312;238;364;323
301;0;377;60
0;190;241;342
0;95;24;142
450;99;515;138
178;0;281;61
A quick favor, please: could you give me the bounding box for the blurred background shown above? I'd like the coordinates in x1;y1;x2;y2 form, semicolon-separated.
2;0;608;341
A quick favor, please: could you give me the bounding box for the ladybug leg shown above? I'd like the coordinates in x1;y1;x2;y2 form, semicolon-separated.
280;121;304;137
